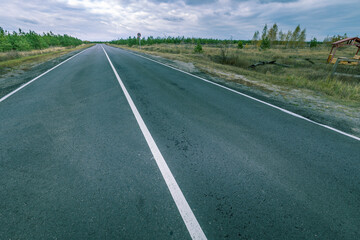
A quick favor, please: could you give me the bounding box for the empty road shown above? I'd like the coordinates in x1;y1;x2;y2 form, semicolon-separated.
1;44;359;239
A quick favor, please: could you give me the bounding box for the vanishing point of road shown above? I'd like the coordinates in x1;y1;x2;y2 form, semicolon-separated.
1;44;359;239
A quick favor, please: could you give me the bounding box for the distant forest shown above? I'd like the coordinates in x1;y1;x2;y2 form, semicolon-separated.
111;24;351;49
110;36;249;47
109;24;310;48
0;27;83;52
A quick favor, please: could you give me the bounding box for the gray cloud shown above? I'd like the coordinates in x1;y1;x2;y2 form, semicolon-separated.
146;0;217;5
163;16;185;22
17;18;39;25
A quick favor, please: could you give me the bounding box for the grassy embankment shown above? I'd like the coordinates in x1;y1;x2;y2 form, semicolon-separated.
109;43;360;106
0;44;93;76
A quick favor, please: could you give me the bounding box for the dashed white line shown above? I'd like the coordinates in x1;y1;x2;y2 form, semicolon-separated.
101;45;207;240
0;46;91;103
117;47;360;142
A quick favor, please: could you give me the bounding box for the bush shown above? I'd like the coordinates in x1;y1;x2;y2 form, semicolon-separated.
237;41;244;49
310;37;318;48
260;37;271;50
194;42;203;53
219;43;229;63
14;39;31;51
0;41;12;51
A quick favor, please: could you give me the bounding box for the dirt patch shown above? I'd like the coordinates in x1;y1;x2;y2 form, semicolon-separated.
172;60;198;73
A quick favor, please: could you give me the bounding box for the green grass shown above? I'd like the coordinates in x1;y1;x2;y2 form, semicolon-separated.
110;43;360;104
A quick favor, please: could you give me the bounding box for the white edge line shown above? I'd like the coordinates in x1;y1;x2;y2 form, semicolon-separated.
101;45;207;240
111;46;360;142
0;45;92;103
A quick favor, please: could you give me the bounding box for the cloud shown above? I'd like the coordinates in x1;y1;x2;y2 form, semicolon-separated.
0;0;358;41
163;17;185;22
17;18;39;25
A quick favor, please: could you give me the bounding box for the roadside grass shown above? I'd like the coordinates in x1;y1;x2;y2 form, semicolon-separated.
0;47;66;62
109;43;360;105
0;44;93;76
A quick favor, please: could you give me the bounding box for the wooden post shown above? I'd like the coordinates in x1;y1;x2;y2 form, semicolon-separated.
330;58;341;78
328;46;335;63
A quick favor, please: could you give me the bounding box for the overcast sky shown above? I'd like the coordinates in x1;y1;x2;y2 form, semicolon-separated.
0;0;358;41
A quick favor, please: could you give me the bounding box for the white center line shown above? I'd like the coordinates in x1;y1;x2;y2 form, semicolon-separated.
101;45;207;240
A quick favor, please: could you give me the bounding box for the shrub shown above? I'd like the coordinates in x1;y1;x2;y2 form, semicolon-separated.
237;41;244;49
219;43;229;63
0;41;12;51
310;37;318;48
14;39;31;51
194;42;203;53
260;37;271;50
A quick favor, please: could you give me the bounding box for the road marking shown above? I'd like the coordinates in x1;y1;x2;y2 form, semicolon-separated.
0;46;91;103
115;47;360;142
101;45;207;240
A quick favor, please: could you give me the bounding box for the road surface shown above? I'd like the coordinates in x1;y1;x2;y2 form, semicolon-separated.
1;44;359;239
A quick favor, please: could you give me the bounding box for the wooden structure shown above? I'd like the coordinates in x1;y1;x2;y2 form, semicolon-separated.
327;37;360;65
330;57;360;78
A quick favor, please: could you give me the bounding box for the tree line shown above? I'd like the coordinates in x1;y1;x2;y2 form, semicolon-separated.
252;23;308;49
323;34;350;45
109;26;310;49
0;27;83;52
110;36;250;47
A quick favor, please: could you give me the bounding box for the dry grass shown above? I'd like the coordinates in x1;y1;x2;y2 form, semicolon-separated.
0;44;93;75
110;43;360;105
0;47;68;61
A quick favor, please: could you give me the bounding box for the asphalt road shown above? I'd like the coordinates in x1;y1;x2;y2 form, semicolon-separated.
1;44;359;239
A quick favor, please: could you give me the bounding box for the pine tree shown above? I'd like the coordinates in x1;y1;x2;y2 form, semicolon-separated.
278;30;286;45
260;24;270;49
267;23;278;45
252;30;259;45
290;25;301;48
298;29;306;47
261;24;268;40
285;30;292;48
